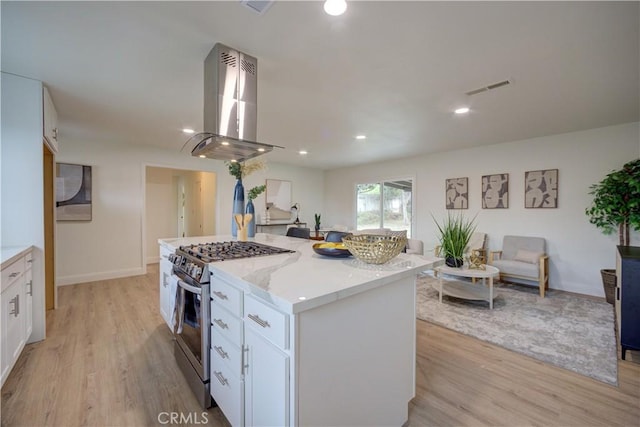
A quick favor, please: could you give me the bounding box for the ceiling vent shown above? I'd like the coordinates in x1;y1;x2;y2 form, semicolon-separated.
241;0;274;15
465;79;511;96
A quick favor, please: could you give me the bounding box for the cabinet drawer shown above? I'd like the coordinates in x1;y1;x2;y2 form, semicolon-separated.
211;302;243;346
2;258;25;293
211;327;243;376
210;277;242;317
210;357;243;427
244;295;288;349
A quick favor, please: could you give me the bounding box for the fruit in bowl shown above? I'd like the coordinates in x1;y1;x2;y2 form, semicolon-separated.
312;242;352;258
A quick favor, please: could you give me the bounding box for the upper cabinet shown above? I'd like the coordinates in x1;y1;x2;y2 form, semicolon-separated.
43;86;58;153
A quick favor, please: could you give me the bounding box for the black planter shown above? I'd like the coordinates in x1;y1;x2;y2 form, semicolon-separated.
445;256;464;268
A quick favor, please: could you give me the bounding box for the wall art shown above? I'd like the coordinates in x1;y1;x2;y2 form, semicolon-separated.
56;163;92;221
525;169;558;208
265;179;292;220
445;177;468;209
482;173;509;209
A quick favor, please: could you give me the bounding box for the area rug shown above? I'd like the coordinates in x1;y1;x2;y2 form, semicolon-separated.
416;272;618;385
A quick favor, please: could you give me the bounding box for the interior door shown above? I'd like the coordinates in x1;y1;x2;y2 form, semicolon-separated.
43;144;55;310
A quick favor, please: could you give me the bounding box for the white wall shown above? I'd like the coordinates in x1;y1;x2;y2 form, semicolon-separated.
1;72;46;342
324;122;640;297
56;141;324;285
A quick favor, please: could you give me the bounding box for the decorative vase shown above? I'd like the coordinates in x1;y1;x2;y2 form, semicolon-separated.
445;256;464;268
246;199;256;238
231;179;245;237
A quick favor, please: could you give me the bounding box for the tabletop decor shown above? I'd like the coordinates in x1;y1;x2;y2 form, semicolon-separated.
246;185;266;237
314;213;321;235
432;212;477;267
342;234;407;264
227;159;265;237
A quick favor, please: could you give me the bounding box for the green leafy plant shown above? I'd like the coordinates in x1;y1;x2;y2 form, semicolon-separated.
585;159;640;246
432;212;477;262
314;213;321;228
248;185;266;201
225;159;266;180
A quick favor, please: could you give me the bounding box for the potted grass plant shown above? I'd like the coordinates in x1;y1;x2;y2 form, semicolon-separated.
432;212;477;267
585;158;640;303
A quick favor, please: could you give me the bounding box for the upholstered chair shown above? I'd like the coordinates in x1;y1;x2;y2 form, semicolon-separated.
286;227;310;239
489;235;549;297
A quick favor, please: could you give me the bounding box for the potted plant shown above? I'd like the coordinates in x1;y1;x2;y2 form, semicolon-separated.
585;158;640;303
314;213;321;235
432;212;477;267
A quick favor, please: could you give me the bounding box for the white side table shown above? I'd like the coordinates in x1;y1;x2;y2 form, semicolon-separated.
433;264;500;309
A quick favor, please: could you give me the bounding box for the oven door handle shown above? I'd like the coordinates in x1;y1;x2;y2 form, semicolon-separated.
177;279;202;295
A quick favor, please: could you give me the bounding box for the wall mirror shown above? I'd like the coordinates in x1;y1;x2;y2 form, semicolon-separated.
266;179;292;220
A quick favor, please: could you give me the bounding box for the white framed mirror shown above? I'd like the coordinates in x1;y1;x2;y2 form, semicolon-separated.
266;179;292;220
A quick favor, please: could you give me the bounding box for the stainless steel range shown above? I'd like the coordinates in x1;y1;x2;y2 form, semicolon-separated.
169;241;293;408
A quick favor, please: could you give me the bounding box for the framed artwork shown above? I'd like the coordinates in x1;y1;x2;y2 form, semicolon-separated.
482;173;509;209
265;179;292;220
445;177;468;209
525;169;558;208
56;163;92;221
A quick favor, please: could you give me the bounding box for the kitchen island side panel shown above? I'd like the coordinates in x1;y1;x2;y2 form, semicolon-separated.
295;275;416;426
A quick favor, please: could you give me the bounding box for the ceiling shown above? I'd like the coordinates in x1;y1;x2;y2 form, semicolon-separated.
2;1;638;170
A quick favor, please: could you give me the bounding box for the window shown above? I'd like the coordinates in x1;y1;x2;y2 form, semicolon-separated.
356;179;413;237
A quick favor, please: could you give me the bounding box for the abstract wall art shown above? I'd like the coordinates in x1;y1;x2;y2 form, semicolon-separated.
445;177;468;209
525;169;558;208
56;163;92;221
482;173;509;209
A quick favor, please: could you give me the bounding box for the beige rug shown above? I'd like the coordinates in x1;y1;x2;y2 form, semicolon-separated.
416;272;618;385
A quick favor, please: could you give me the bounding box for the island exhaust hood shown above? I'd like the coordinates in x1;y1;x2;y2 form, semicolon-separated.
188;43;282;162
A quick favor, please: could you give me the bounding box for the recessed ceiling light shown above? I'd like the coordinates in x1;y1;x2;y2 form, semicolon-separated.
257;148;265;152
230;159;237;163
355;135;366;140
198;155;206;158
324;0;347;16
182;128;195;134
299;150;308;155
454;107;470;114
221;141;230;146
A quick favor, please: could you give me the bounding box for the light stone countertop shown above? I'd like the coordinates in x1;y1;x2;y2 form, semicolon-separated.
159;233;440;314
1;246;32;269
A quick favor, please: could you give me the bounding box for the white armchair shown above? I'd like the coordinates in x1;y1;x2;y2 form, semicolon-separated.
489;235;549;297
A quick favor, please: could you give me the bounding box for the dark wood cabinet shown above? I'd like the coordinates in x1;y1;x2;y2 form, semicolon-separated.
615;246;640;360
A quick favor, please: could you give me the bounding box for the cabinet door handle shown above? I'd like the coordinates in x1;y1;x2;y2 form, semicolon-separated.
52;128;58;141
248;313;270;328
27;259;33;264
9;296;18;316
616;287;620;301
213;345;229;360
213;371;228;386
213;319;229;330
27;280;33;296
212;291;228;300
9;272;18;278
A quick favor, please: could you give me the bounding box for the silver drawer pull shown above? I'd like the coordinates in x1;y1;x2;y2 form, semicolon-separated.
213;319;229;329
212;291;228;300
213;371;228;386
248;313;270;328
27;280;33;296
9;272;19;278
214;345;229;359
27;259;33;264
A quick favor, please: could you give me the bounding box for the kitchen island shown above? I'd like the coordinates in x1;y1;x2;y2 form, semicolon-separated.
160;233;440;426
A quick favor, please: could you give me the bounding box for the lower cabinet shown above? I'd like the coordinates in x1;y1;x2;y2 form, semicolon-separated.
159;246;175;330
244;327;289;427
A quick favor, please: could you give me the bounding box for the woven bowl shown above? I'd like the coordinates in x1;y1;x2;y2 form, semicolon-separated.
341;234;407;264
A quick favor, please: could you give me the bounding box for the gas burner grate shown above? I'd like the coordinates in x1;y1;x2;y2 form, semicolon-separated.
179;241;293;262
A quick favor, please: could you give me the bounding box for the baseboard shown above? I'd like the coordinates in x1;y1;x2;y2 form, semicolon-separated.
57;267;146;286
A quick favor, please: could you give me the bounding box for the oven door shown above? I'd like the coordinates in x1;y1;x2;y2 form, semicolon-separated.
174;274;210;381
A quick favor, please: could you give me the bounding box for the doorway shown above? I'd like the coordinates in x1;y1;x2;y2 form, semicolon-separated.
145;167;216;264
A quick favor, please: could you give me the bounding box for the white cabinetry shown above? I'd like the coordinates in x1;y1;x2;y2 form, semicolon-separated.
159;245;175;330
1;248;33;386
43;86;58;152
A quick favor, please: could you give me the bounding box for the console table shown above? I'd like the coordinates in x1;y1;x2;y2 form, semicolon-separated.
434;265;500;309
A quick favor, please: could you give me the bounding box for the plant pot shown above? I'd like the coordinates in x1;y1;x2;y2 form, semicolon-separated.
600;269;616;305
445;256;464;268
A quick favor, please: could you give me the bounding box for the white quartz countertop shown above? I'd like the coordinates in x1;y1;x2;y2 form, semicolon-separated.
159;233;440;314
1;246;32;269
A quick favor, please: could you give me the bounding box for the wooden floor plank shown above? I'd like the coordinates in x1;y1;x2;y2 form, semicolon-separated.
2;264;639;426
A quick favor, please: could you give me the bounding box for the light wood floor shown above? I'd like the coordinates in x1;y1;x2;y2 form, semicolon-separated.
2;264;639;426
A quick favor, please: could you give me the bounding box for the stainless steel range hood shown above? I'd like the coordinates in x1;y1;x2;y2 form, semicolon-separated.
189;43;282;162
